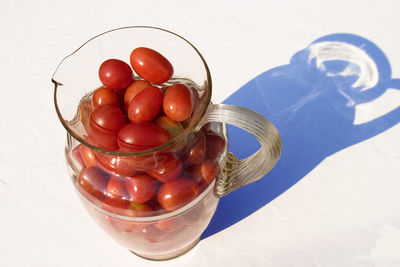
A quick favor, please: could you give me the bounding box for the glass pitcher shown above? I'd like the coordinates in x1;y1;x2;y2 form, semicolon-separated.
52;26;282;260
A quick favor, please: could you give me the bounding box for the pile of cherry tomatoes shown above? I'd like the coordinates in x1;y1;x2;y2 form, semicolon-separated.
72;47;225;235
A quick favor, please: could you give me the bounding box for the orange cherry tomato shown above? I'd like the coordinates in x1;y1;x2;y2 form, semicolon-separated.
79;144;96;167
130;47;173;84
92;87;119;108
124;80;151;110
153;115;183;139
201;160;219;184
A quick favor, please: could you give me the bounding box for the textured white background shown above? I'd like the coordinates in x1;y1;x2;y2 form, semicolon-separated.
1;0;399;266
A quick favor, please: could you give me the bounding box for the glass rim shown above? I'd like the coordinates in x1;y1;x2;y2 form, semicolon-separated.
52;25;212;156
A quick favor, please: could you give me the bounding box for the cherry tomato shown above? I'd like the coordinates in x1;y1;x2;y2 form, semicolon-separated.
155;217;184;232
79;97;92;132
79;144;96;167
95;153;137;176
106;203;151;233
186;160;218;194
180;87;200;127
147;153;182;183
124;80;151;110
140;224;170;243
117;122;170;152
130;47;173;84
99;59;133;90
77;166;110;202
201;160;219;184
185;132;206;166
131;202;153;216
185;164;206;193
125;174;158;204
153;115;183;139
202;122;212;132
163;84;194;122
128;86;163;123
96;149;169;173
104;176;132;211
92;87;119;108
88;104;126;150
157;177;197;211
144;196;167;215
205;131;226;160
183;203;204;226
72;145;85;168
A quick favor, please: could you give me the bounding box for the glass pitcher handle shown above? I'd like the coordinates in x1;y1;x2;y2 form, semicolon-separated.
201;104;282;198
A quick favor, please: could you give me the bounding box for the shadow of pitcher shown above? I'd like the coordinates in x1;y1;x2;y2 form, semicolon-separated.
202;33;400;239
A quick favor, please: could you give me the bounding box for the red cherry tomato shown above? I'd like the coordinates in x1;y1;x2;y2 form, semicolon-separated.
186;160;218;194
92;87;119;108
185;164;206;193
106;203;151;233
125;174;158;204
155;217;184;232
163;84;194;122
130;47;173;84
153;115;183;139
95;153;137;176
77;167;110;202
88;104;126;150
99;59;133;90
205;131;226;160
72;145;85;168
185;132;206;166
201;160;219;184
183;203;204;226
157;177;197;211
117;122;170;152
79;97;92;132
140;224;170;243
147;153;182;183
104;176;132;211
128;86;163;123
124;80;152;110
96;149;168;173
79;144;96;167
144;197;167;215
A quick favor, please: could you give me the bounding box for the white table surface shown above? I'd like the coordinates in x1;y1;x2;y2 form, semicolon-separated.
1;0;400;266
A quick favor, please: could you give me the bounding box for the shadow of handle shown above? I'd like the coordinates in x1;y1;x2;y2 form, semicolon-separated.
350;79;400;146
200;104;282;198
